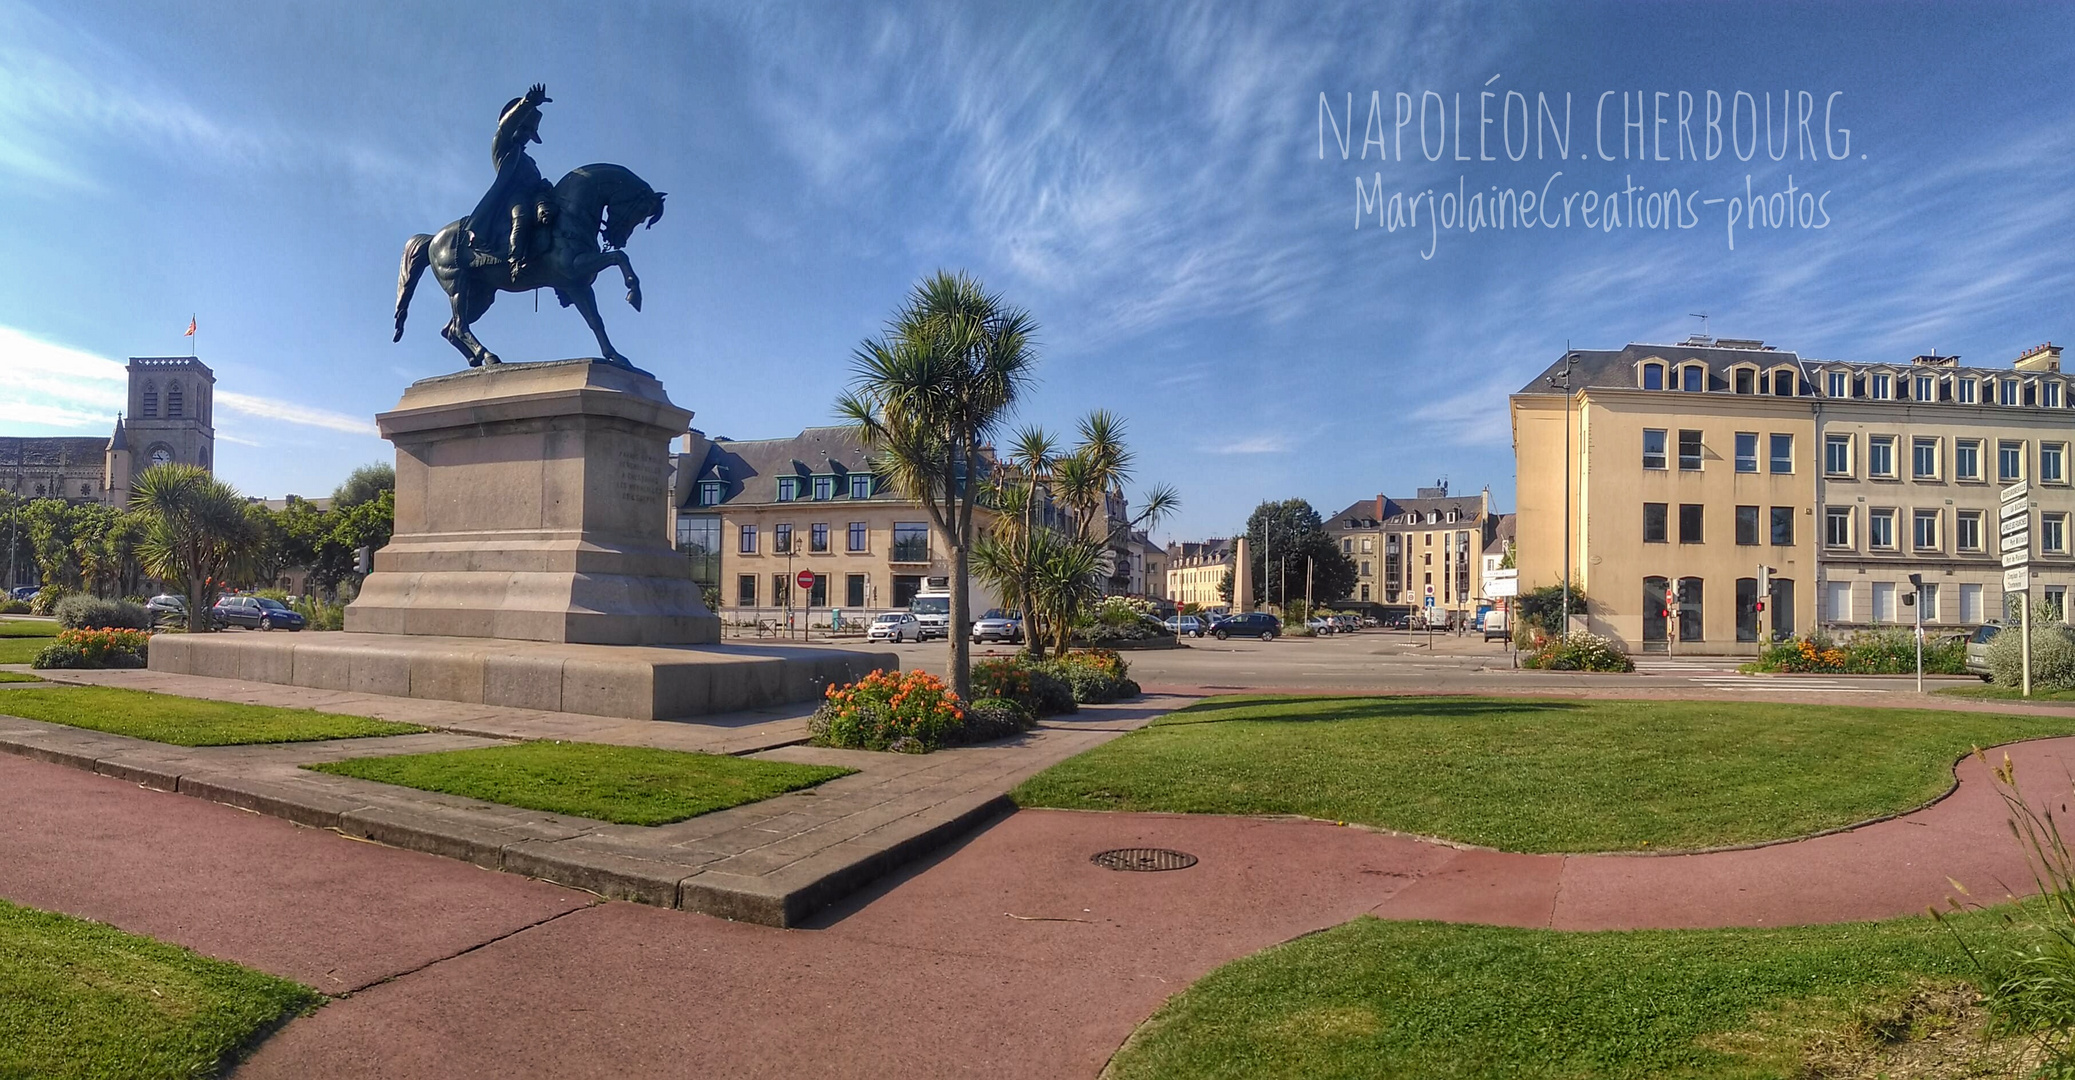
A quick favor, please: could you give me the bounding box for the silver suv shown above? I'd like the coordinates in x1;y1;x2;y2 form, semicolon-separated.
1965;623;2001;682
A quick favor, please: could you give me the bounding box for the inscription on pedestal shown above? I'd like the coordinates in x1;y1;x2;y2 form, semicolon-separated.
614;444;663;505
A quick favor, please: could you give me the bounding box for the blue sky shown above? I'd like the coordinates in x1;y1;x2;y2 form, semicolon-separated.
3;1;2073;544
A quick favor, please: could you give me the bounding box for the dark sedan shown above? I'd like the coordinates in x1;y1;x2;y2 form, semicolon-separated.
210;595;306;631
1211;612;1282;641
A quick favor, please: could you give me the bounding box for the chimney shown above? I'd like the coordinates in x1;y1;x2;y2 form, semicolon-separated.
2015;343;2062;373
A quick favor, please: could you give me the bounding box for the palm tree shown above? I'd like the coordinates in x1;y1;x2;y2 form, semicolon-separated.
130;464;258;632
1030;532;1104;657
1054;411;1180;602
973;425;1059;657
838;271;1035;698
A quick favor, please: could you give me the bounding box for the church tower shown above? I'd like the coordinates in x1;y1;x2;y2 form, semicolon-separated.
125;357;216;476
104;414;132;505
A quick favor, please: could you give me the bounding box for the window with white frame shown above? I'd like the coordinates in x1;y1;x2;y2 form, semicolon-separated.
2002;379;2020;405
1957;378;1977;404
1871;373;1892;399
1868;508;1896;549
2043;442;2067;484
1868;435;1896;478
1919;582;1940;621
2045;513;2069;555
1770;433;1793;473
1825;580;1851;621
1824;434;1852;476
1872;581;1897;622
1956;439;1982;481
1735;432;1758;472
1912;437;1939;480
1956;510;1983;552
1827;371;1848;397
1825;506;1852;547
1681;365;1704;392
2001;440;2026;482
2048;382;2065;409
1642;363;1664;389
1912;508;1940;551
1914;375;1935;401
1643;428;1667;469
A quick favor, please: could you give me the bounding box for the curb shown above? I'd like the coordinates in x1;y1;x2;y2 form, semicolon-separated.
0;725;1005;929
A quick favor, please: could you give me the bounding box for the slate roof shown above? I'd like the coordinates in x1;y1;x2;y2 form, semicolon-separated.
1325;494;1487;531
1515;340;1812;396
681;426;999;509
0;437;111;469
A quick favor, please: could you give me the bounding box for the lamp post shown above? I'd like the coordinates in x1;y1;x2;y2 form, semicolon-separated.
1907;572;1924;694
1546;346;1583;635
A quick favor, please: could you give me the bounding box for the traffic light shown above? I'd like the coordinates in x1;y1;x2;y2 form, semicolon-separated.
1754;564;1774;613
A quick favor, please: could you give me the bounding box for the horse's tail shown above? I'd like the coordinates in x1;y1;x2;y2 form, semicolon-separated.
393;233;433;342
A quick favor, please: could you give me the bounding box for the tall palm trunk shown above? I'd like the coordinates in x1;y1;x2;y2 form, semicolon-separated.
948;537;971;698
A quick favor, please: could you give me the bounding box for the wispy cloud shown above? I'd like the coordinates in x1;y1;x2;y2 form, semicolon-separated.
1199;433;1290;455
0;323;376;437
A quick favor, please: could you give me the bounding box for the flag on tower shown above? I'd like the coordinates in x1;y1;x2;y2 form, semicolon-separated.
184;316;195;337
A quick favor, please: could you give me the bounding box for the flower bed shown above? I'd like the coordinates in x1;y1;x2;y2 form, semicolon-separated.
973;650;1139;714
1520;632;1634;672
808;670;1041;753
1743;631;1965;675
32;628;151;670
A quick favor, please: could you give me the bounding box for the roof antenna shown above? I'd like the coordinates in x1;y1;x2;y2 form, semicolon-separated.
1688;312;1710;343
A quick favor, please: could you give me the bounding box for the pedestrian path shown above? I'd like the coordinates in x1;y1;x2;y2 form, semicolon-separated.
3;731;2068;1079
1682;674;1888;693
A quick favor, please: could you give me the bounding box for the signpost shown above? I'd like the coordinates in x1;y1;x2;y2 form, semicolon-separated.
2002;482;2033;697
796;570;817;642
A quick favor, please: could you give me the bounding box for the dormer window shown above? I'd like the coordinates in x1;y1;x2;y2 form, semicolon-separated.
1771;369;1795;396
1445;510;1459;523
1425;511;1438;524
1958;378;1977;404
1680;365;1705;392
1914;375;1934;401
1870;373;1891;400
1827;371;1847;397
2047;382;2065;409
1641;363;1665;390
812;476;834;501
850;473;874;499
2001;379;2020;406
1732;367;1754;395
697;481;724;506
777;477;800;502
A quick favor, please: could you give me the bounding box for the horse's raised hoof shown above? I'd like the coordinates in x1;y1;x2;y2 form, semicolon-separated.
626;287;643;312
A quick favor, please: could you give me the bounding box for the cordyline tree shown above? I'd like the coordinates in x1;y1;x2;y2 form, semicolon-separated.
838;271;1034;699
130;464;258;631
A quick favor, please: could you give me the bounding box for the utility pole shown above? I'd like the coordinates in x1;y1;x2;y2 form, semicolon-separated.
1548;346;1582;636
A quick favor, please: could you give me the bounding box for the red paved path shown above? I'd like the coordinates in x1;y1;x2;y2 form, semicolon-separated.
4;737;2072;1078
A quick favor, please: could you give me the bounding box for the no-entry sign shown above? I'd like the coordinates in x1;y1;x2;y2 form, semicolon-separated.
796;570;817;591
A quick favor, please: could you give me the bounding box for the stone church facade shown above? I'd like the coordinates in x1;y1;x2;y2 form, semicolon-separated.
0;356;216;507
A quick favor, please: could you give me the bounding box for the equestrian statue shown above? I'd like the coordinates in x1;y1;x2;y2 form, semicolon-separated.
393;85;667;370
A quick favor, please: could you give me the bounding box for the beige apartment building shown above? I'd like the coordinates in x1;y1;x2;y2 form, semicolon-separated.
670;426;1003;624
1164;539;1233;610
1324;484;1500;619
1512;337;2075;653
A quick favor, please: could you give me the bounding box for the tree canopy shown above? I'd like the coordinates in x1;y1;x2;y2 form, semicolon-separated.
1241;498;1357;609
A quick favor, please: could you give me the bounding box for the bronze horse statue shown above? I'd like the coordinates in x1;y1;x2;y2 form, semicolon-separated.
393;162;666;370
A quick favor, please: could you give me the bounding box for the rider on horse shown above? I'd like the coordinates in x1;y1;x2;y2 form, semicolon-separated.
468;84;557;282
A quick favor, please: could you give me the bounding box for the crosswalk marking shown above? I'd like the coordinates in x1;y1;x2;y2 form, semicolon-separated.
1683;676;1885;693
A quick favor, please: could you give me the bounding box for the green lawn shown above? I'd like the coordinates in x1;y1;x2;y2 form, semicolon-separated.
306;741;856;826
0;898;318;1080
0;619;64;664
1106;912;2017;1080
0;671;43;682
1013;695;2075;852
0;686;425;746
1939;683;2075;703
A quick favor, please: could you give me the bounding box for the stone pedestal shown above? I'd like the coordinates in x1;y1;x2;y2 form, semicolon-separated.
345;359;719;645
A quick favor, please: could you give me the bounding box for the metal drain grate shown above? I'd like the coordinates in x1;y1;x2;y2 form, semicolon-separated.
1091;847;1198;872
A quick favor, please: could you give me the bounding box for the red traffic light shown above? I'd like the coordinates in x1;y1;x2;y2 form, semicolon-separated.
1754;601;1765;613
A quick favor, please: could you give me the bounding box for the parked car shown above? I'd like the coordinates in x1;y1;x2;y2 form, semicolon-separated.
972;610;1023;644
1212;612;1282;641
1164;615;1205;638
866;612;921;643
1304;615;1336;636
209;595;306;631
1333;614;1360;634
1483;609;1510;642
146;593;212;628
8;585;39;602
1965;622;2002;681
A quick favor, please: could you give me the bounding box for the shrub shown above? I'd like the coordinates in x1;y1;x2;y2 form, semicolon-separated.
29;587;69;616
810;669;966;752
32;628;150;670
1522;631;1633;672
972;656;1078;716
1093;595;1157;625
0;599;27;615
54;594;153;631
1044;649;1139;703
1988;623;2075;691
1750;634;1848;673
962;697;1037;743
1515;584;1588;637
292;596;346;631
1080;618;1169;644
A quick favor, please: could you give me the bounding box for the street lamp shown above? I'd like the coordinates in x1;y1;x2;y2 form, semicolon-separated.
1546;346;1583;634
1908;572;1924;694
